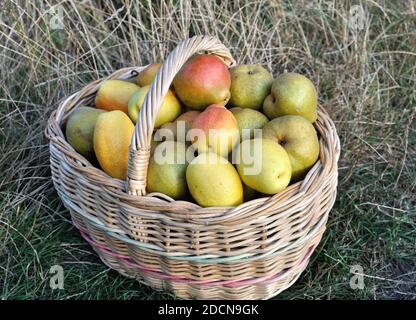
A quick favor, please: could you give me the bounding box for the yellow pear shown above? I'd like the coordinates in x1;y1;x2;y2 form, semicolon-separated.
236;138;292;194
262;115;319;181
95;80;140;113
128;85;181;128
137;62;161;86
263;72;317;122
93;111;134;180
186;152;243;207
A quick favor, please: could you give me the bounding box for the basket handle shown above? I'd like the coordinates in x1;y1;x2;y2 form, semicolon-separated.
126;35;235;196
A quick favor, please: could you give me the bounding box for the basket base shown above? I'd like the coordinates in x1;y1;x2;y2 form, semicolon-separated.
81;228;313;300
68;204;326;300
98;249;309;300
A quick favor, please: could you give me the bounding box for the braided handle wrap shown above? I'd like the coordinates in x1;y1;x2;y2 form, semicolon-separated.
127;36;236;196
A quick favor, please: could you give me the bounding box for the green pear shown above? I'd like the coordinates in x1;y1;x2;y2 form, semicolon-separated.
263;72;317;122
262;115;319;181
229;64;273;110
66;106;105;158
230;107;269;140
128;85;181;128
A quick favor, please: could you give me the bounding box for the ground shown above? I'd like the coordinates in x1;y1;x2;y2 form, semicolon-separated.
0;1;415;299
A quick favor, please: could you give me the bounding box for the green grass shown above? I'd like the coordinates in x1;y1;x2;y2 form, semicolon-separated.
1;0;415;300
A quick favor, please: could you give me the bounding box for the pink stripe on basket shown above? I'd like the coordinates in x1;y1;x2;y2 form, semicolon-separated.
72;219;315;287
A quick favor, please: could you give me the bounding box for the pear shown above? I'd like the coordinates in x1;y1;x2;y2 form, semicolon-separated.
263;72;317;122
66;106;105;158
147;141;188;199
191;104;239;157
229;64;272;110
230;107;269;140
262;115;319;181
128;85;181;128
186;152;243;207
137;62;161;86
173;54;231;110
157;111;200;142
95;80;140;113
236;138;292;194
93;111;134;180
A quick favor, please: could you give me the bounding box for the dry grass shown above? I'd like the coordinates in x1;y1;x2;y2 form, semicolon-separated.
0;0;415;299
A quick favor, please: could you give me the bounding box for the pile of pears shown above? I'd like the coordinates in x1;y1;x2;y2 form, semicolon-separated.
66;54;320;207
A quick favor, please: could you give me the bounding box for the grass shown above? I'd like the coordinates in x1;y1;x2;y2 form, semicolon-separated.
0;0;415;300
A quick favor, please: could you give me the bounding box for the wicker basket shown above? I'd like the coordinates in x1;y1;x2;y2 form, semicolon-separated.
46;36;340;300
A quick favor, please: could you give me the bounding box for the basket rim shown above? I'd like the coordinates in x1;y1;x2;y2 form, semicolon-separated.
46;65;341;222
